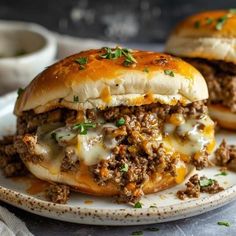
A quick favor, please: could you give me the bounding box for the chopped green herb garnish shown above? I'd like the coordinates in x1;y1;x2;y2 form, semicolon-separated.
145;227;159;232
215;171;227;176
164;69;174;77
229;9;236;14
116;117;125;127
217;221;230;227
131;231;143;236
199;177;214;187
51;132;57;141
134;202;142;208
17;88;24;98
120;163;129;172
149;205;157;208
206;17;213;25
73;96;79;103
72;122;96;135
215;15;228;30
122;48;137;66
75;57;88;70
194;20;200;28
100;47;137;66
143;67;149;73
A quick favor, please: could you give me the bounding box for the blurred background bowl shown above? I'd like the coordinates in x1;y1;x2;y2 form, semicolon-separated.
0;20;56;94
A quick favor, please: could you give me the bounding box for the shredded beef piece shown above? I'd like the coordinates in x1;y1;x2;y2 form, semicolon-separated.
215;139;231;166
46;184;70;204
86;109;97;121
199;176;224;194
61;147;79;172
14;134;43;164
177;174;224;200
185;58;236;112
0;155;15;168
0;136;28;177
17;108;77;135
215;139;236;171
4;162;27;177
191;151;209;170
0;135;14;145
177;174;200;200
0;143;17;156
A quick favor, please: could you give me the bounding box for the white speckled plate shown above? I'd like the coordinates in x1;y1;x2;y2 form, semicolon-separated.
1;92;236;225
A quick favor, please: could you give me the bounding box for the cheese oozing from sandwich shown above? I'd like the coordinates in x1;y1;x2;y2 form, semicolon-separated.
32;112;215;176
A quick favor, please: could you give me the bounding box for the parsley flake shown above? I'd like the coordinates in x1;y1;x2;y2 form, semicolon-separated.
215;171;227;176
229;9;236;14
145;227;159;232
134;202;142;208
100;47;137;66
143;67;149;73
116;117;125;127
194;20;200;28
51;132;57;141
131;231;143;236
217;221;230;227
120;163;129;172
73;96;79;103
17;88;24;98
199;177;214;187
75;57;88;70
215;15;228;30
72;122;96;135
206;17;213;25
164;70;175;77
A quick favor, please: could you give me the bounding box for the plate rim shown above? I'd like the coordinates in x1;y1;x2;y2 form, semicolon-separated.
1;183;236;225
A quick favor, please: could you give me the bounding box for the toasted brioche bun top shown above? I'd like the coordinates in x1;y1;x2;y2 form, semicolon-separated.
14;48;208;116
166;10;236;63
170;10;236;38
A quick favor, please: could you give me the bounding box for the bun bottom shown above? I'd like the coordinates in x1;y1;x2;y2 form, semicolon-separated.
209;104;236;130
24;160;194;197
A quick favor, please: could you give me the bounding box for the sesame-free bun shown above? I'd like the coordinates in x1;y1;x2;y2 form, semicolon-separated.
165;10;236;64
14;49;208;116
24;158;194;197
209;104;236;130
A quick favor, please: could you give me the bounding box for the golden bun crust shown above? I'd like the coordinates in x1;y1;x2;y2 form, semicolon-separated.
209;104;236;130
24;160;194;197
14;49;208;115
166;10;236;63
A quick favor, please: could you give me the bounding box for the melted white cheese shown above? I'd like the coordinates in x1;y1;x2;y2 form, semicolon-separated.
77;131;111;165
36;123;117;168
164;114;214;155
35;114;214;171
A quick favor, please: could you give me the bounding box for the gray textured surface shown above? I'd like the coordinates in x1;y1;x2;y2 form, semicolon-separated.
1;0;236;43
1;201;236;236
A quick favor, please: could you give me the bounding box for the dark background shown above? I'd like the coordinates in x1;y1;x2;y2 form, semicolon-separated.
0;0;236;43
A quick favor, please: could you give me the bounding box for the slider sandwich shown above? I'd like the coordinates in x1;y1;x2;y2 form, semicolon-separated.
13;47;215;203
166;9;236;130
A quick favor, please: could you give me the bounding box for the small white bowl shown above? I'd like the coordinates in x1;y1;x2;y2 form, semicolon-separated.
0;20;57;94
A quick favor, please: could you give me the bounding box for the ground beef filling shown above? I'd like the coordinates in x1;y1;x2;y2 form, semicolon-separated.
184;58;236;112
177;174;224;200
214;139;236;171
0;101;211;203
0;136;27;177
46;184;70;204
92;102;209;202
